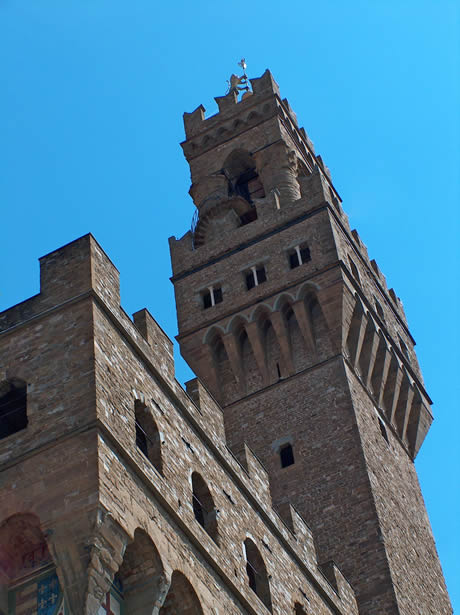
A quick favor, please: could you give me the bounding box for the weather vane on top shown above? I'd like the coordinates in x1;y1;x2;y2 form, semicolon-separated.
227;58;251;98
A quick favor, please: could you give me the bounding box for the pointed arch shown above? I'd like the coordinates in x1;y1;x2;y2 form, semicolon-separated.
244;538;272;611
191;472;219;544
249;303;273;324
160;571;203;615
212;336;238;404
203;325;225;346
299;287;333;359
275;294;310;373
263;318;282;382
225;313;248;335
273;292;296;312
240;327;264;393
295;281;320;301
115;528;166;615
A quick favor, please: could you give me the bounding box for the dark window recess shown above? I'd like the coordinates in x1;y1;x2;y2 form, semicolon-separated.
290;251;300;269
192;494;205;527
203;292;212;309
246;265;266;290
256;267;266;284
289;245;311;269
280;444;295;468
0;380;28;440
214;287;223;304
300;246;311;263
244;538;272;610
247;562;257;592
135;422;149;458
379;418;389;444
202;286;223;309
246;272;255;290
240;208;258;226
134;400;163;473
233;168;265;203
191;472;219;543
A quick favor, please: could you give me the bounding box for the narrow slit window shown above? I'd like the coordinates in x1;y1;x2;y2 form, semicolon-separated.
280;443;295;468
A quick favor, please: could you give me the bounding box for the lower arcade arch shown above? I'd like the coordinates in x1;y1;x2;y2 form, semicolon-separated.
108;528;166;615
159;570;203;615
0;513;63;615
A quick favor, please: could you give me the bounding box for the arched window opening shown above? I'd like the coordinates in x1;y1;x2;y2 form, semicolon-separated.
116;528;164;614
0;378;27;440
349;257;361;284
134;400;163;474
0;514;65;613
223;150;265;221
191;472;219;544
280;443;295;468
160;571;203;615
244;538;272;611
294;603;308;615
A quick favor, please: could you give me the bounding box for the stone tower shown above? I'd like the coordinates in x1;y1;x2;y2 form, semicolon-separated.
170;70;452;614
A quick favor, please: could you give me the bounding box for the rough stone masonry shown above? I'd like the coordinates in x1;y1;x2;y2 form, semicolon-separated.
0;70;452;614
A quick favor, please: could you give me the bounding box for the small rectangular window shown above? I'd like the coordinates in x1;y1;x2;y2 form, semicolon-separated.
246;272;256;290
288;244;311;269
256;267;266;284
300;246;311;263
203;292;212;309
290;251;300;269
245;265;266;290
213;287;223;304
280;444;295;468
202;286;222;309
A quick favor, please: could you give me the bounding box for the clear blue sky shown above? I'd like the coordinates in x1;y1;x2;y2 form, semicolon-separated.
1;0;459;608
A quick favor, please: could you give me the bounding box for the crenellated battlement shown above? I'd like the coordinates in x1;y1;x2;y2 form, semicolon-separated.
0;235;358;615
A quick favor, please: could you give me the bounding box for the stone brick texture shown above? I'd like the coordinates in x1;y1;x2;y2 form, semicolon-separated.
0;69;452;615
0;234;357;614
170;71;452;614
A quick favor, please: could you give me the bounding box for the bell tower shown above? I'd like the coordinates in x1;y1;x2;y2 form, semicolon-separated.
169;69;452;614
